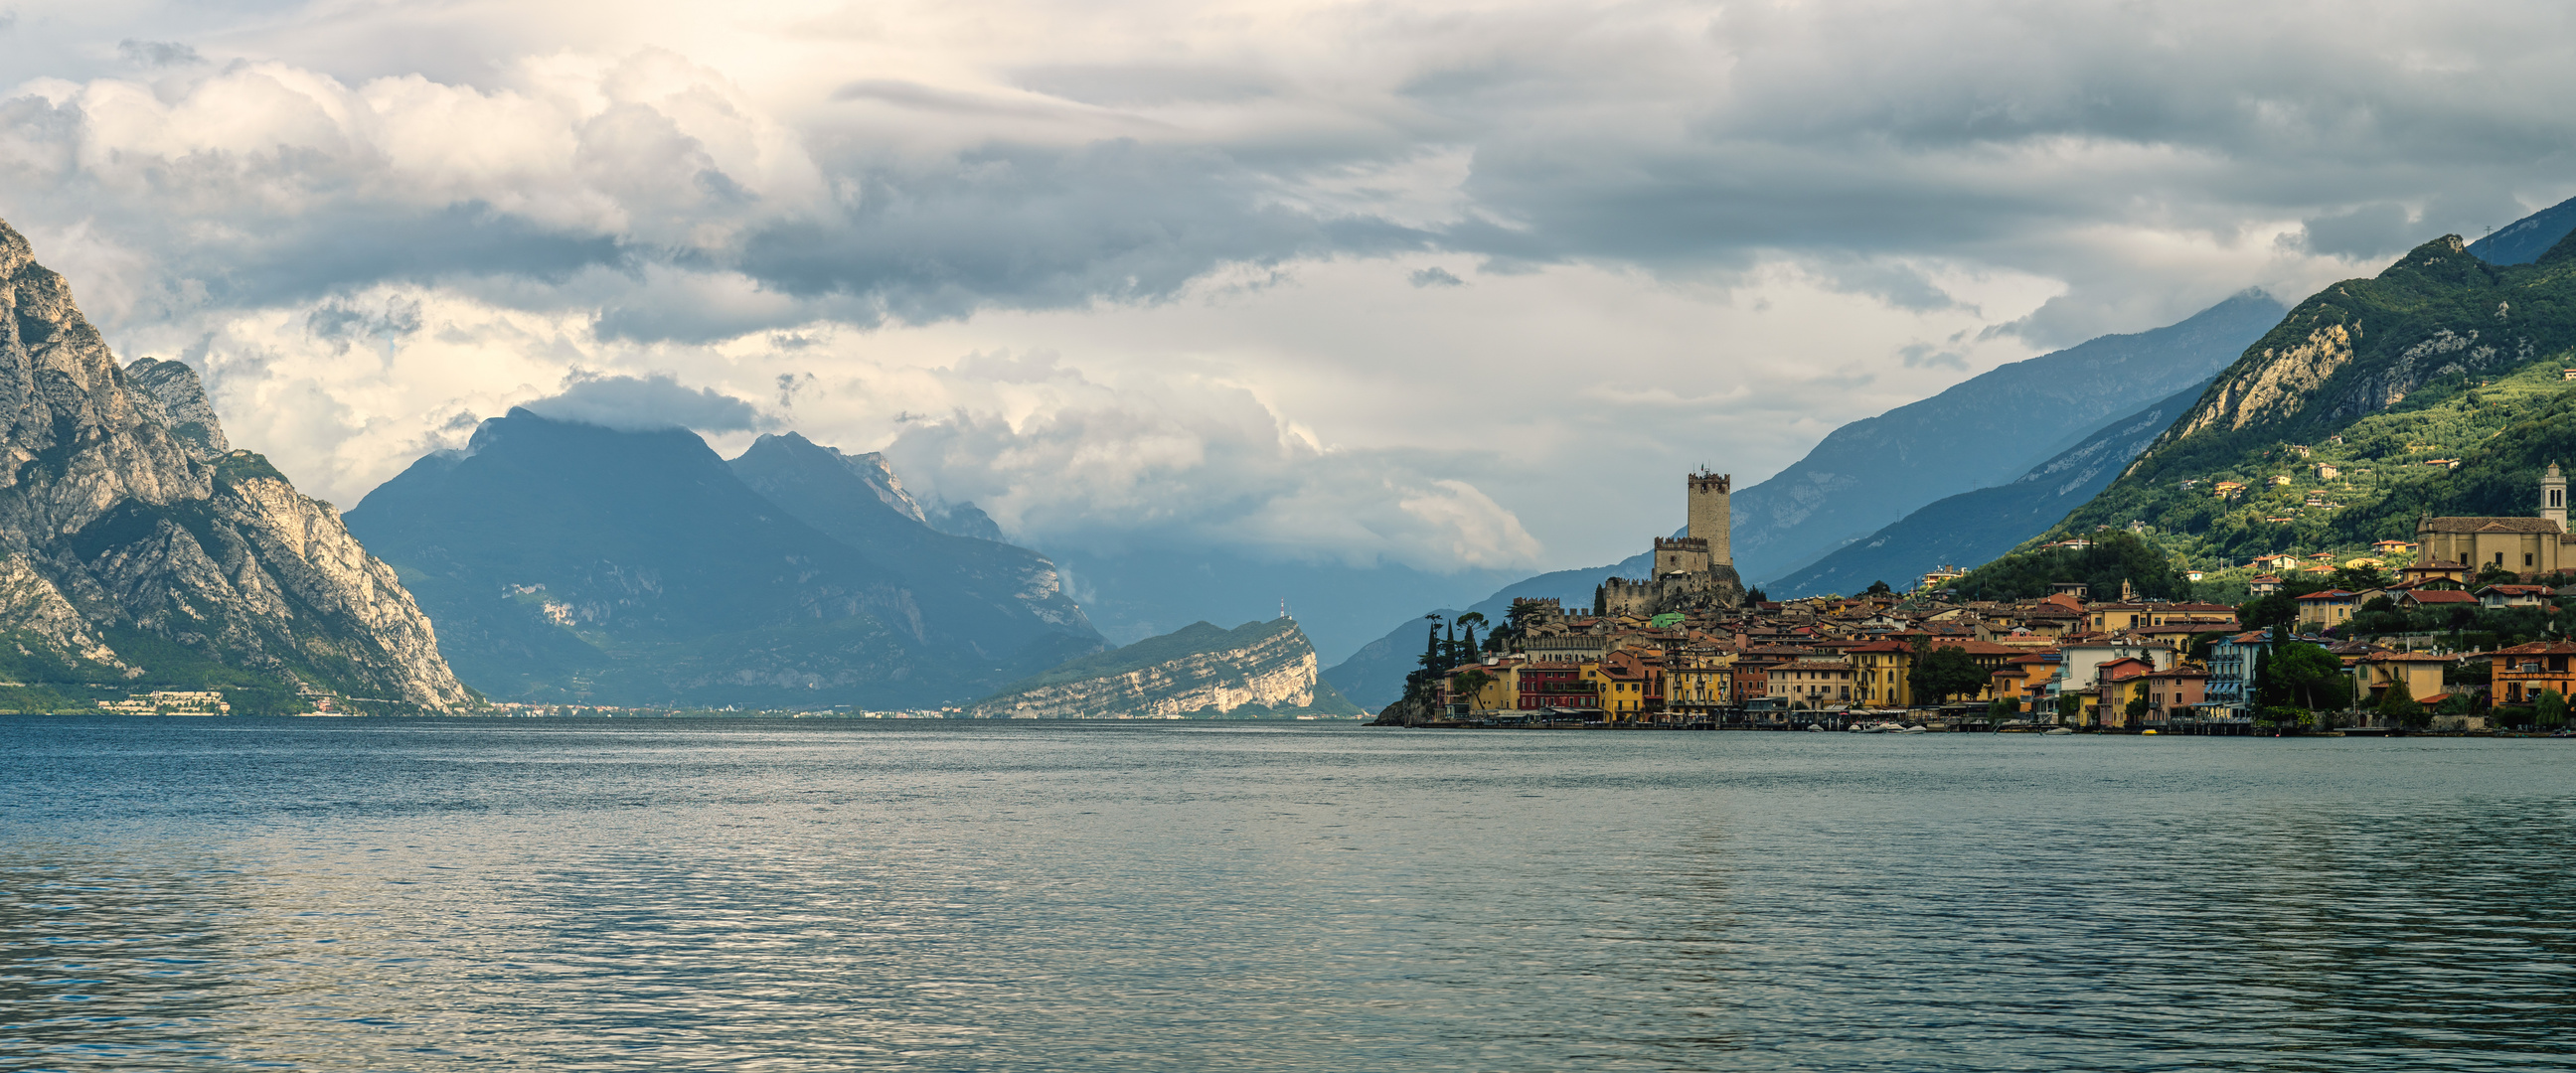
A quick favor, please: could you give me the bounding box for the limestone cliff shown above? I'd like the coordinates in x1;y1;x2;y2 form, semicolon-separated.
0;218;472;711
970;618;1363;718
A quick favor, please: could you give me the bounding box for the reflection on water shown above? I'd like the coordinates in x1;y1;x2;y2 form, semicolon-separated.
4;718;2575;1071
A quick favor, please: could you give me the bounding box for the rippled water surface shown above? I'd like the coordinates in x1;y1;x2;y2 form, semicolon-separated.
5;717;2576;1071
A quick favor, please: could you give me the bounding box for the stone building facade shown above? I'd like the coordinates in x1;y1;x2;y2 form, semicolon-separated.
1597;470;1747;617
2414;463;2576;574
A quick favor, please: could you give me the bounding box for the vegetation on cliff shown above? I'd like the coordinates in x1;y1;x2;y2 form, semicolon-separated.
2033;229;2576;567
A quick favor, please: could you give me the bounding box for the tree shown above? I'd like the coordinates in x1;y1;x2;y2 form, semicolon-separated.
1455;612;1487;665
2377;684;2426;728
1866;579;1893;595
2538;689;2568;731
2055;693;2083;725
2256;640;2353;714
1450;669;1494;710
2239;593;2298;631
2125;693;2151;724
1745;587;1770;604
1907;641;1988;705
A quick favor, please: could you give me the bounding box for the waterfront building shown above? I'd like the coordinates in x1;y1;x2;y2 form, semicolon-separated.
2489;641;2576;705
2204;629;2270;714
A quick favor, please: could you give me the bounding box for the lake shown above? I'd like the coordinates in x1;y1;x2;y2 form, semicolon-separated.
5;717;2574;1070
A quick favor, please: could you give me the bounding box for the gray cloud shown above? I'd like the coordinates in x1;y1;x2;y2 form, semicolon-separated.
116;40;202;68
1408;266;1464;288
518;373;773;433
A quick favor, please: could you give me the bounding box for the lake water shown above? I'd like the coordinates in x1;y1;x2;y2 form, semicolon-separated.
5;717;2574;1071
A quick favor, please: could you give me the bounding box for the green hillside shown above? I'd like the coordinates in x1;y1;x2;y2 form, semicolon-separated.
2039;231;2576;570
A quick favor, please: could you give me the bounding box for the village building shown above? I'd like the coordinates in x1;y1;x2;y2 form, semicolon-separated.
2413;464;2575;574
2489;641;2576;705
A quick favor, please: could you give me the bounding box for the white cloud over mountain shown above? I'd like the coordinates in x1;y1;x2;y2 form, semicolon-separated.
1;0;2569;568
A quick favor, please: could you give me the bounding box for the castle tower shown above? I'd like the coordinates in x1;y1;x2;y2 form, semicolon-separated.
1688;470;1732;565
2545;462;2567;530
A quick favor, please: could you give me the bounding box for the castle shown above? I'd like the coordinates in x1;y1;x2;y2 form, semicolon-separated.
1597;470;1748;617
2413;462;2576;574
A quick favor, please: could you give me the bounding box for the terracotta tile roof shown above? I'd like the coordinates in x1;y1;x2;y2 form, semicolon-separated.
2420;517;2566;534
2403;589;2478;604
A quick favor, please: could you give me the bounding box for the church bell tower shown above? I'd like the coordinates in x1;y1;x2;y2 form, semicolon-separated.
2544;462;2567;530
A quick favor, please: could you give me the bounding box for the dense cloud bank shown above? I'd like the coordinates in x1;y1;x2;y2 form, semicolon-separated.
1;0;2569;567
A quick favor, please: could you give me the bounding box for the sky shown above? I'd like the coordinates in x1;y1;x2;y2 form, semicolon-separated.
3;0;2571;574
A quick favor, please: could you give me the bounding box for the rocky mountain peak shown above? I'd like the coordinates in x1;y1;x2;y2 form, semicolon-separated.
0;216;472;712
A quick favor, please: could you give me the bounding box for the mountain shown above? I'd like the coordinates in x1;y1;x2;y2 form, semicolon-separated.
2047;229;2576;562
1726;290;2287;584
968;617;1363;718
1322;549;1653;709
726;432;1095;643
1768;380;2211;597
345;411;1102;707
0;219;471;714
2469;194;2576;266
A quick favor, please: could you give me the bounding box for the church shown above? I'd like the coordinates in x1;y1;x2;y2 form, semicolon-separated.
2414;463;2576;575
1596;470;1749;616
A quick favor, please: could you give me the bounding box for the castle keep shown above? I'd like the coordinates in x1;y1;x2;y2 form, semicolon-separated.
1598;470;1748;617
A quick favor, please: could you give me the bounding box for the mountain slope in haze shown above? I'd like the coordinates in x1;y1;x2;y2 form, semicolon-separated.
2469;194;2576;266
347;411;1101;707
2049;230;2576;560
970;617;1362;718
1769;381;2209;598
1728;290;2286;584
0;219;471;713
728;432;1096;644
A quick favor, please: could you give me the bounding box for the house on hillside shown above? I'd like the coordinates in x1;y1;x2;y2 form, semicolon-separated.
2476;583;2554;609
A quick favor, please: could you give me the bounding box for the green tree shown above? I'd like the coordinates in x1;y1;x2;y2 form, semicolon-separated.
1450;669;1494;710
2376;684;2425;727
2256;640;2353;714
2538;689;2568;730
2055;692;2083;725
1907;641;1988;705
1866;579;1893;595
1989;694;2019;721
2125;694;2151;724
2239;593;2298;631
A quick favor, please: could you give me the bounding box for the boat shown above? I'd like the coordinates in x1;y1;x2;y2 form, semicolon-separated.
1897;724;1929;734
1807;724;1827;732
2043;726;2075;735
1850;720;1905;733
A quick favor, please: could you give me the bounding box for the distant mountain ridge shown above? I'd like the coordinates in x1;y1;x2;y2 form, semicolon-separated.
0;218;470;713
2469;194;2576;266
347;410;1103;707
1768;380;2210;598
1727;290;2286;584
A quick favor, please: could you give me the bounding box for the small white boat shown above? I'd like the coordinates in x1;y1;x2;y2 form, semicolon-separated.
2043;726;2075;735
1850;720;1903;733
1807;724;1827;732
1897;724;1929;734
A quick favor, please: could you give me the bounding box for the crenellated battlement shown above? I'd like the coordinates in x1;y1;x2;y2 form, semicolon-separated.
1688;471;1731;495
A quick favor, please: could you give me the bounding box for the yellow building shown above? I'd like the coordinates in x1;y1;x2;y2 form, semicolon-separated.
1848;639;1913;707
1666;647;1735;712
2413;463;2574;574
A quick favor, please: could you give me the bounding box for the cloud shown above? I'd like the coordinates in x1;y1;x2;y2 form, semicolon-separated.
517;372;772;433
116;40;202;68
6;0;2576;570
877;366;1543;570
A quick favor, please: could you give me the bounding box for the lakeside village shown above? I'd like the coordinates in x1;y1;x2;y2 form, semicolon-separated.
1380;468;2576;735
